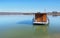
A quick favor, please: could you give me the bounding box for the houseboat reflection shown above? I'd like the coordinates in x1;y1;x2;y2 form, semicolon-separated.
33;25;48;32
33;25;49;38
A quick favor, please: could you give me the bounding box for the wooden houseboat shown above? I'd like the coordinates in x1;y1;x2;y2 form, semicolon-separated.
33;13;49;25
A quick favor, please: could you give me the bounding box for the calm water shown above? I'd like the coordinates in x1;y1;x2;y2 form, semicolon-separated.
0;15;60;38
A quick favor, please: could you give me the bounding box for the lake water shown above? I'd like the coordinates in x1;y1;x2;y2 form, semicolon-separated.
0;15;60;38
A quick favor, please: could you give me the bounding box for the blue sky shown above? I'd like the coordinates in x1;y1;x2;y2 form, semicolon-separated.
0;0;60;12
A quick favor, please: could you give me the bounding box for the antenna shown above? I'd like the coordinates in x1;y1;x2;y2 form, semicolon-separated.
44;9;46;13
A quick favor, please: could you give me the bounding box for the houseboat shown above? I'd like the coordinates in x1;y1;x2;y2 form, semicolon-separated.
33;12;49;25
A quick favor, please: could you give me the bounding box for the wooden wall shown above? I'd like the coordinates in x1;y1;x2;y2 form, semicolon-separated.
35;13;47;22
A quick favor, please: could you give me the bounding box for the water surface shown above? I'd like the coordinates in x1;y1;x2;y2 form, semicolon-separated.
0;15;60;38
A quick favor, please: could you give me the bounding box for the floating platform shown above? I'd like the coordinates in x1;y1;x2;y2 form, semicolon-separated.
33;19;49;25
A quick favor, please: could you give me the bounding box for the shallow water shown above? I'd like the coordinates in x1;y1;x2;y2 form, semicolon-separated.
0;15;60;38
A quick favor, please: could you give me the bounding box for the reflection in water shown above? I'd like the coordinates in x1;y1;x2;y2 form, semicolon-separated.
33;25;48;32
33;25;49;38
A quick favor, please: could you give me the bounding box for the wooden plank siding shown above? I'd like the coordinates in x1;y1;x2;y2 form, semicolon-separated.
35;13;47;22
42;14;47;22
